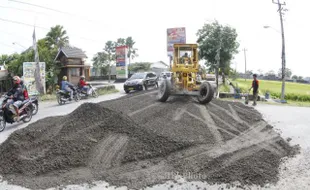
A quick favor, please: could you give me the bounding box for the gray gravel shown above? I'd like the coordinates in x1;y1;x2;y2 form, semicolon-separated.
0;89;299;189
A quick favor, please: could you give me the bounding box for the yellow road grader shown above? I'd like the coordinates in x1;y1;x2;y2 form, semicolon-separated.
157;44;214;104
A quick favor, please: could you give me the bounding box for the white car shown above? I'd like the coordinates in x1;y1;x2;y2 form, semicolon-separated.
159;72;173;81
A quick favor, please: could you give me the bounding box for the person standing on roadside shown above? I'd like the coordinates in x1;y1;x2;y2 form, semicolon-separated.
249;74;259;106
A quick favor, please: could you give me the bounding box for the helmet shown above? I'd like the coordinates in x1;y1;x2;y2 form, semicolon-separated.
13;76;21;84
80;75;85;80
63;76;67;80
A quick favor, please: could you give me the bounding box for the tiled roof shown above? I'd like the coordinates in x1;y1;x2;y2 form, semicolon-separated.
55;46;87;61
61;46;87;58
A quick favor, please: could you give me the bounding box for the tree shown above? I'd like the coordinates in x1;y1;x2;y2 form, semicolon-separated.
37;38;60;91
46;25;69;49
298;76;303;80
125;37;138;77
245;70;253;75
257;69;264;76
103;41;116;83
115;38;126;47
92;52;109;75
265;70;275;76
197;20;239;84
292;75;298;80
278;68;292;79
128;62;151;73
0;25;70;93
228;68;239;80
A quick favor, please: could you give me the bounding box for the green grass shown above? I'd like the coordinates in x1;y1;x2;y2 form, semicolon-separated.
39;88;119;101
231;78;310;102
221;97;310;107
219;84;231;93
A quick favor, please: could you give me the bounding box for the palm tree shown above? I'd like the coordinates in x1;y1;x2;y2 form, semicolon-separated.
46;25;69;49
103;41;116;83
92;52;109;75
125;37;138;77
116;38;126;47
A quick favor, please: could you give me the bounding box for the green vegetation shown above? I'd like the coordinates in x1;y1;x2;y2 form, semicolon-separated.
197;20;239;83
233;78;310;102
128;62;151;73
219;84;231;93
92;37;138;82
0;25;71;94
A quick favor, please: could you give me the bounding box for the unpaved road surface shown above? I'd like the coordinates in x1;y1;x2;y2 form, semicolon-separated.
0;89;300;190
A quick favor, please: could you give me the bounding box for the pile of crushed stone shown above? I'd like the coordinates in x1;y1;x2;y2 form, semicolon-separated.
0;91;300;189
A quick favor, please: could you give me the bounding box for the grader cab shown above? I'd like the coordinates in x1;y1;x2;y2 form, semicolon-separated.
157;44;214;104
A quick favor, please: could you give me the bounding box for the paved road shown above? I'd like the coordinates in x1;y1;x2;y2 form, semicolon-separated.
254;104;310;190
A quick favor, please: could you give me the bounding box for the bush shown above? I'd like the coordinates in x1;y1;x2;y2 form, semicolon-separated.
219;85;230;93
269;92;310;102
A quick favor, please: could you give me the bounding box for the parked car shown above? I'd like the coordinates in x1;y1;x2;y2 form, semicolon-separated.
124;72;158;93
159;72;173;81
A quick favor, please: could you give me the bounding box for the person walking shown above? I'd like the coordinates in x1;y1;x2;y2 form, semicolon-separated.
249;74;259;106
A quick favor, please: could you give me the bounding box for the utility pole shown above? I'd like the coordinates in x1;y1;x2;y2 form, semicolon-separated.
215;31;222;98
243;48;247;81
273;0;287;103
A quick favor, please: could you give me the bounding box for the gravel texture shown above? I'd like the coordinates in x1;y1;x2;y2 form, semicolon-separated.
0;89;299;189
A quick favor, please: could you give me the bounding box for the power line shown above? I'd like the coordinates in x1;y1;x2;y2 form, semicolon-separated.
0;17;104;44
8;0;72;15
0;17;48;30
0;5;50;16
0;42;21;50
8;0;108;24
0;30;32;42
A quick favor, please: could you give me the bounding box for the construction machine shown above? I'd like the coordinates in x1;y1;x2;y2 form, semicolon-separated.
157;44;214;104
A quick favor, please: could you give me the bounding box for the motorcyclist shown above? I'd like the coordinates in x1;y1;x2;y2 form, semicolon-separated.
7;76;25;121
61;76;74;100
78;76;89;95
20;79;29;100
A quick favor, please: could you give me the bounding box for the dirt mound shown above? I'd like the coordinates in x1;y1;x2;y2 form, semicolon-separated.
0;102;191;189
0;92;300;189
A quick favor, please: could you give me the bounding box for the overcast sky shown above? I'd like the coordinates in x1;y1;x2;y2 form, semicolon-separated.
0;0;309;77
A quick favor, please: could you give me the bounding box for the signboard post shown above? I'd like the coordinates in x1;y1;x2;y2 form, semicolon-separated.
23;62;46;95
116;46;128;79
167;27;186;68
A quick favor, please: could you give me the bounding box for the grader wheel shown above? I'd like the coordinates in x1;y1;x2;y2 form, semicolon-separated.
197;82;214;104
157;80;170;102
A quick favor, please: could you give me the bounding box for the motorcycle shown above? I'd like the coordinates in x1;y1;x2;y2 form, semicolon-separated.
29;95;39;115
0;95;33;132
76;84;98;99
56;86;80;105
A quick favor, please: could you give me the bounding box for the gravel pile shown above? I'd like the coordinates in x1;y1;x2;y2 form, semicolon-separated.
0;90;299;189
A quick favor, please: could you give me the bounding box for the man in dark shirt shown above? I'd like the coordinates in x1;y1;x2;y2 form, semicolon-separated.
249;74;259;106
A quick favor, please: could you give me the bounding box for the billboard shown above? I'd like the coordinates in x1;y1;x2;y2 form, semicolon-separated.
116;46;128;79
23;62;46;95
167;27;186;57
